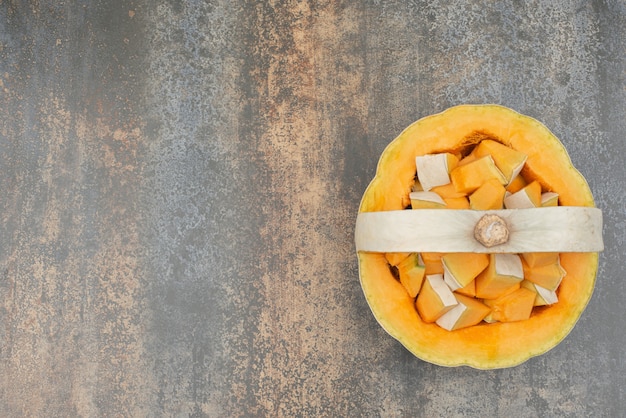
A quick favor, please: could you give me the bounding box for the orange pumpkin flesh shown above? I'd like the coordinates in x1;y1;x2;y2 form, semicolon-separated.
357;104;598;369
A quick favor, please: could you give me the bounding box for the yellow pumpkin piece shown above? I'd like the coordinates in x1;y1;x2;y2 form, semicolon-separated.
412;180;423;192
457;153;478;167
523;258;566;291
471;139;528;184
521;280;558;306
385;252;411;267
455;280;476;297
396;253;426;298
450;155;507;194
442;252;489;291
443;196;470;209
475;253;524;299
431;182;467;199
445;153;460;172
415;153;459;191
504;180;542;209
436;294;491;331
525;181;542;204
521;252;560;268
520;280;540;306
409;191;446;209
483;287;536;323
541;192;559;207
421;252;445;275
506;174;528;193
416;274;458;323
469;179;506;210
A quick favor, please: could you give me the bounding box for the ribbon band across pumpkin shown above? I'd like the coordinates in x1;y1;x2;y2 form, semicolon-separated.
355;206;603;254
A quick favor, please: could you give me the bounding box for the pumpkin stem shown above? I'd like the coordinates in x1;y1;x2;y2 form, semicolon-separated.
474;214;509;247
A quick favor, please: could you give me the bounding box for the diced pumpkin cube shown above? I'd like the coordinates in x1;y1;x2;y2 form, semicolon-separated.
504;180;542;208
415;153;459;191
521;280;558;306
483;287;536;323
416;274;458;323
522;258;566;291
521;252;560;268
469;179;506;210
436;294;491;331
450;155;507;194
535;286;558;306
420;252;445;275
455;280;476;297
506;174;528;193
475;253;524;299
396;253;426;298
443;196;470;209
431;182;467;199
385;252;411;267
457;153;478;167
442;252;489;291
471;139;528;184
409;191;446;209
541;192;559;207
525;180;542;204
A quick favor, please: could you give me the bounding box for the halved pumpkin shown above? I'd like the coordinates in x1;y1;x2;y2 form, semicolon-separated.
356;104;600;369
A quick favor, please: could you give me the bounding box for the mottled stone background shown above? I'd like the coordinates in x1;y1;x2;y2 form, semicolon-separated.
1;1;624;417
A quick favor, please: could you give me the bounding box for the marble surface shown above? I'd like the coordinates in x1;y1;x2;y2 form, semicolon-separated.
1;1;624;416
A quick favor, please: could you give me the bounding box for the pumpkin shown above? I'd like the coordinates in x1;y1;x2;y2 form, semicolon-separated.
355;104;603;369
